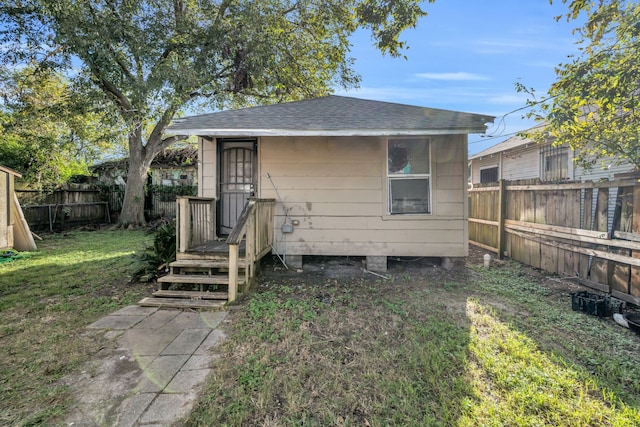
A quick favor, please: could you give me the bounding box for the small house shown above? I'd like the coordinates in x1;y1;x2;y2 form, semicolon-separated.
1;165;36;251
139;96;492;308
168;96;493;271
91;146;198;187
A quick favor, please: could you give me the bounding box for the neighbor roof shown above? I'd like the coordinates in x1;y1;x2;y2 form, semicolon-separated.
469;124;548;160
167;95;494;137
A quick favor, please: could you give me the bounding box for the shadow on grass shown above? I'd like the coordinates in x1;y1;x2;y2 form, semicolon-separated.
464;262;640;425
187;256;640;426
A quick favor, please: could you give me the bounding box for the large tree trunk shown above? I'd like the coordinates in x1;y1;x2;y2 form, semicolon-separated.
118;132;155;226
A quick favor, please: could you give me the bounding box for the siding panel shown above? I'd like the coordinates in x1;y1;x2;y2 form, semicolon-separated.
261;135;467;257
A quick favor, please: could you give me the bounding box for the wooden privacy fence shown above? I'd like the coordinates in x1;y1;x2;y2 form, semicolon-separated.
17;186;109;231
20;203;109;232
469;177;640;305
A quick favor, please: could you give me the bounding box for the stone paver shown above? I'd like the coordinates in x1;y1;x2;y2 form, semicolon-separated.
87;314;147;330
139;394;193;425
161;328;211;355
64;307;227;426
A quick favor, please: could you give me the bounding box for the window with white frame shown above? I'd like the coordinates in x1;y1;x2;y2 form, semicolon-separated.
387;138;431;214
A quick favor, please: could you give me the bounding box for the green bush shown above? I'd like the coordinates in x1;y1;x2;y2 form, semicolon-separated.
132;219;176;282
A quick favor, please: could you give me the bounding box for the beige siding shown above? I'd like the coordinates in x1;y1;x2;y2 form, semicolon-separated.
260;135;468;257
199;137;217;198
0;171;9;249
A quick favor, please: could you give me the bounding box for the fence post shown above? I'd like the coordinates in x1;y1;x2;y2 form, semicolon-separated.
497;179;506;259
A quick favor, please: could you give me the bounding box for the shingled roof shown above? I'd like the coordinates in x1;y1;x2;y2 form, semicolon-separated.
167;95;494;137
469;124;548;160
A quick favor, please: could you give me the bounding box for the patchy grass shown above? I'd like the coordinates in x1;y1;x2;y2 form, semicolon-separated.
187;256;640;426
0;229;151;426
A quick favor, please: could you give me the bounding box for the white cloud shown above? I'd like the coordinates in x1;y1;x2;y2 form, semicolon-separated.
414;72;490;81
486;93;530;105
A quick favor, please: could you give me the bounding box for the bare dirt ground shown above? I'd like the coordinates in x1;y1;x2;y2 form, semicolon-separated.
256;244;585;309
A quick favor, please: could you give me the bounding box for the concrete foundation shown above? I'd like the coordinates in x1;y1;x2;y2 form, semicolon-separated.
442;257;466;271
285;255;303;269
366;256;388;273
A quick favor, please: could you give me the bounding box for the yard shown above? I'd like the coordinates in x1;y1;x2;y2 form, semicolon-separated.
1;230;640;426
186;249;640;426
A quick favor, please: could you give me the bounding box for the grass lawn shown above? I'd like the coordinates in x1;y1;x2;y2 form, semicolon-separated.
186;251;640;426
2;230;640;426
0;229;151;426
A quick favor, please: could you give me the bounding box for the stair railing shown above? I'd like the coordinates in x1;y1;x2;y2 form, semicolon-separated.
226;198;276;301
176;196;216;253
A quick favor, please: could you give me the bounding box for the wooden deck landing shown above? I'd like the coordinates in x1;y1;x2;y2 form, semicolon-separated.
176;239;246;261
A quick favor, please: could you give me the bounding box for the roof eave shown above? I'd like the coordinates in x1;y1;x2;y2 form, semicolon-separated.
0;165;22;177
165;128;489;137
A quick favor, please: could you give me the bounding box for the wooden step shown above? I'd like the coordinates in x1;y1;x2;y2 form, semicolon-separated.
176;252;238;262
138;297;226;310
169;259;247;268
152;290;229;300
157;274;230;285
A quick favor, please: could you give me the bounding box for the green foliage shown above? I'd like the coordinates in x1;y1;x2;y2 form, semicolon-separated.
0;0;428;223
0;67;123;190
523;0;640;171
148;184;197;201
132;219;177;282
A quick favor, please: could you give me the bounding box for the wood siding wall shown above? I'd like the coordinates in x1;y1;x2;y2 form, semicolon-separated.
260;135;468;257
0;171;12;249
470;145;541;184
199;137;217;199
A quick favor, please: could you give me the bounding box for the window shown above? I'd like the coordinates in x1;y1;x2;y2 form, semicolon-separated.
387;138;431;214
480;166;499;183
541;146;569;181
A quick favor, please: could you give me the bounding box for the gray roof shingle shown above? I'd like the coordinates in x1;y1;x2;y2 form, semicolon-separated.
167;95;494;136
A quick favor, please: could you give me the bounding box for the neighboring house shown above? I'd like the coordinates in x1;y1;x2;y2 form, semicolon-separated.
469;125;635;185
167;95;494;270
468;126;638;232
91;146;198;187
1;165;36;251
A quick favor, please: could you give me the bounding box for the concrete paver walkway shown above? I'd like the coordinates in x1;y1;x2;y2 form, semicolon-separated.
64;306;226;426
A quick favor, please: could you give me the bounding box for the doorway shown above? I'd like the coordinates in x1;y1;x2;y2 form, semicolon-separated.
218;139;257;235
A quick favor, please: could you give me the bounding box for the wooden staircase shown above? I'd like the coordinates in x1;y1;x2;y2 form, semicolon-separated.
139;252;248;310
138;197;276;310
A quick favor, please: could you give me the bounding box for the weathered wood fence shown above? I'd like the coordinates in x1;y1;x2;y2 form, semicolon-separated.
17;184;196;230
17;186;109;231
469;177;640;305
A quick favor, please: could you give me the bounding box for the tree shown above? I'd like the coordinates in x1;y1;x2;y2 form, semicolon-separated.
523;0;640;172
1;0;430;225
0;67;122;191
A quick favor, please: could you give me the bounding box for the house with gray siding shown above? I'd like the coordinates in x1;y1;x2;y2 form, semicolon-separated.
469;125;634;185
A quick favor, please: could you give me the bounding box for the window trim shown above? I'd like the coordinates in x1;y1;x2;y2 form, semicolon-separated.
385;137;432;216
479;165;499;183
541;146;570;182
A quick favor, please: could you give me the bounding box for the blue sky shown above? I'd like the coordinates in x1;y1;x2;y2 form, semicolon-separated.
339;0;586;155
